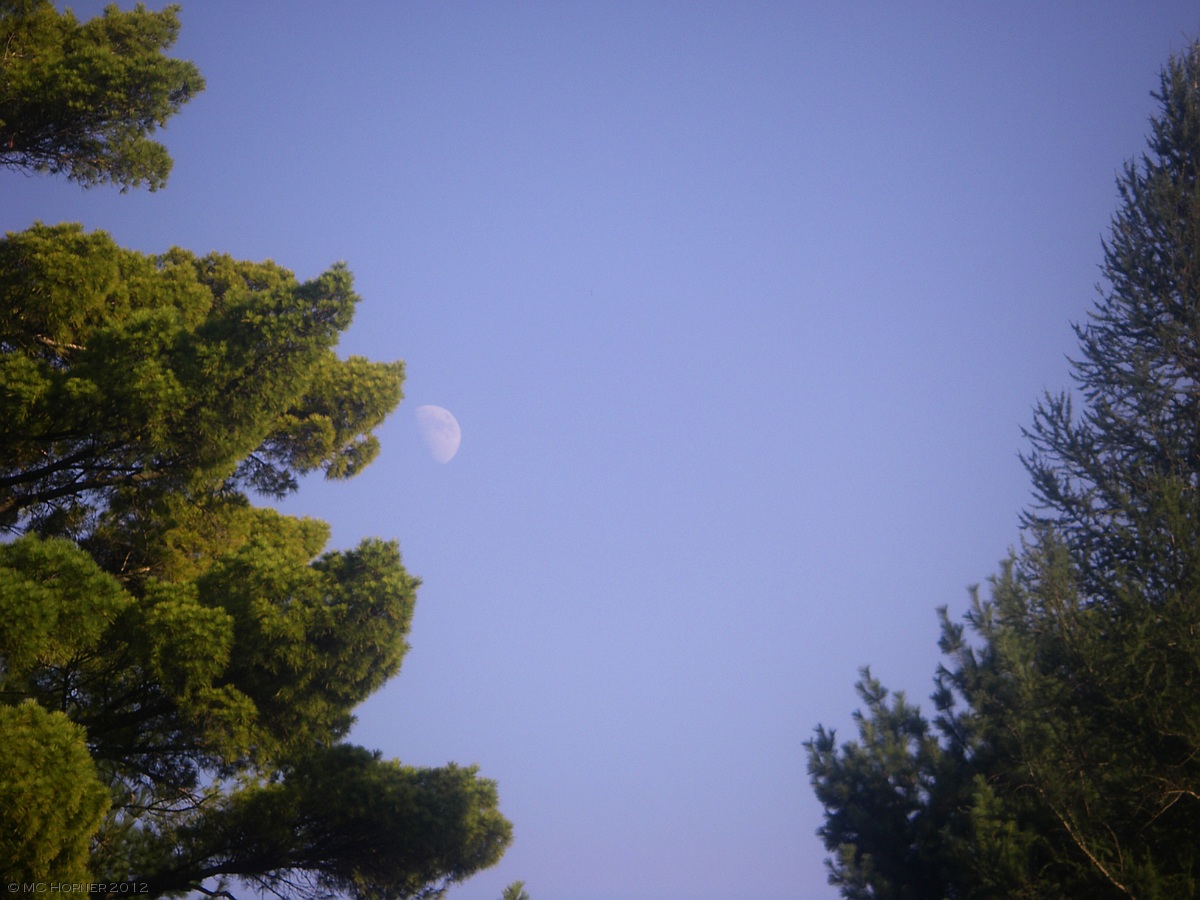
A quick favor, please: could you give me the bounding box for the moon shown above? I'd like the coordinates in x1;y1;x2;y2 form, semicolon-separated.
414;405;461;463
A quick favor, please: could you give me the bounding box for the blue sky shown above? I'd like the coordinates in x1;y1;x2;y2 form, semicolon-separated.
6;3;1200;898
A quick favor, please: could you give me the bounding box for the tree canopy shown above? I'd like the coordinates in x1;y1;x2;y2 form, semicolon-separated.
0;4;512;896
0;0;203;190
808;38;1200;900
0;222;404;538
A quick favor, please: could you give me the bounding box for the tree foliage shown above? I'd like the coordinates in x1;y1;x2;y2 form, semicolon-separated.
0;4;512;897
0;0;203;190
0;512;512;896
0;701;110;883
500;881;531;900
141;747;510;899
808;39;1200;900
0;222;404;538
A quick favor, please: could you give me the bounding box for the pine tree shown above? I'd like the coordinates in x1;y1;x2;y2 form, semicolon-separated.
0;0;204;190
809;39;1200;900
0;222;404;539
0;4;512;895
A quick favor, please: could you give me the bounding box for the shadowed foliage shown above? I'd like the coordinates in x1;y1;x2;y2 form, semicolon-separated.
809;38;1200;900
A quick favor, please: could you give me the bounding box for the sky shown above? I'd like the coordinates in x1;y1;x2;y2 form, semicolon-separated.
6;3;1200;898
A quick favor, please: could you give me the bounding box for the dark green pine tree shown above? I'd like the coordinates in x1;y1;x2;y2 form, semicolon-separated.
501;881;532;900
995;34;1200;897
809;38;1200;900
1024;33;1200;605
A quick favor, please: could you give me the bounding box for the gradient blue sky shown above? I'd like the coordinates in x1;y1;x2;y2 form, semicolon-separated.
6;3;1200;898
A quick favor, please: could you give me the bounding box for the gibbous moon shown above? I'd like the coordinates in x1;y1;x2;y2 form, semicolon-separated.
415;405;461;463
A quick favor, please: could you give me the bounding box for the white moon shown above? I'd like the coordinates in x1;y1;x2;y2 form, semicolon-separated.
414;405;461;463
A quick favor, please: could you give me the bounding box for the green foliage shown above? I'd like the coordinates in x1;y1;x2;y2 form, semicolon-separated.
0;533;129;676
0;524;434;883
806;670;966;900
809;39;1200;900
1023;34;1200;604
0;231;507;890
0;222;405;538
0;0;203;190
0;480;514;896
0;4;512;895
151;747;512;899
0;701;110;882
197;518;417;755
501;881;531;900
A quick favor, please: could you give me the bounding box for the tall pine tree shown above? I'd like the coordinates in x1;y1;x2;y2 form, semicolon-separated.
809;38;1200;900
